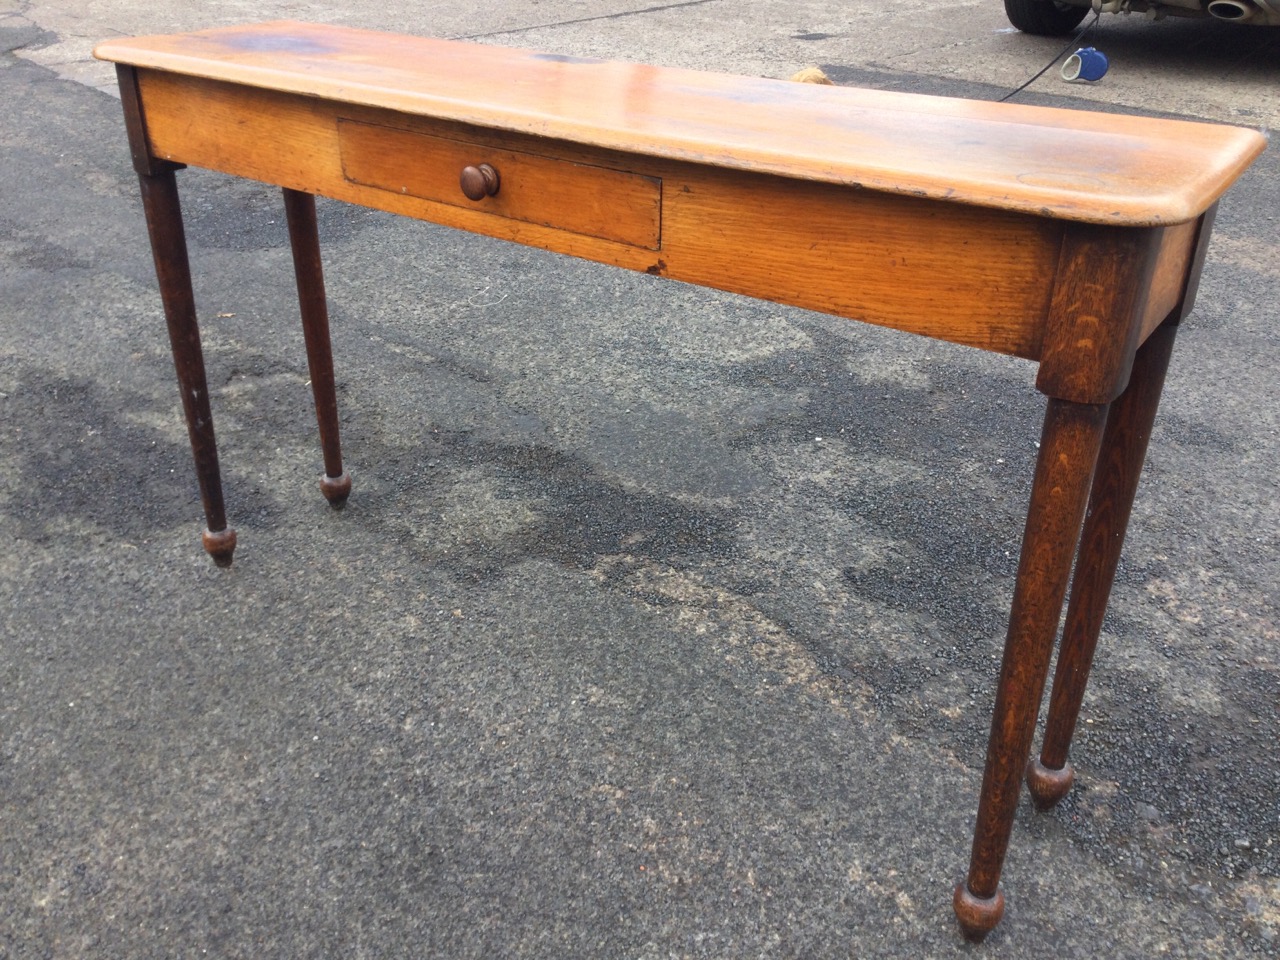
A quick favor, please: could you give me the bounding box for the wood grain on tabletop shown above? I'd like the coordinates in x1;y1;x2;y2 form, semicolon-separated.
94;20;1267;228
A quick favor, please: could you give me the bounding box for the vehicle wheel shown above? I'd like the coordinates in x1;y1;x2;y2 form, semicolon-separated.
1003;0;1090;35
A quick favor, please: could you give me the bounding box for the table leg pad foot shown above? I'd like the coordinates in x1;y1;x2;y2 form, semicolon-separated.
1026;757;1074;810
320;471;352;506
201;527;237;567
954;882;1005;942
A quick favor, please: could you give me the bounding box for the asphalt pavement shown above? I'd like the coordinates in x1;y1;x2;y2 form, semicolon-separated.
1;2;1277;957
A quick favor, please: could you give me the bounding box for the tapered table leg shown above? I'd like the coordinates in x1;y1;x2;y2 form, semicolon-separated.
283;188;351;506
1025;321;1179;809
138;168;237;567
953;398;1108;941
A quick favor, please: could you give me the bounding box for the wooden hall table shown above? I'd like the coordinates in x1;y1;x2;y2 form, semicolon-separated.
95;22;1265;940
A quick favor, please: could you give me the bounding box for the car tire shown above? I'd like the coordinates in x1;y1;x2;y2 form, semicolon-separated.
1004;0;1090;35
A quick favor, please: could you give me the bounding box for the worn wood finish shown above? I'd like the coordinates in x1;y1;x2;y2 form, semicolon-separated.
136;169;236;566
955;398;1109;940
1172;203;1221;327
659;165;1061;358
282;187;351;505
1027;321;1179;810
96;21;1266;939
115;64;176;177
94;20;1264;226
1138;219;1198;344
129;70;1064;358
1036;223;1167;405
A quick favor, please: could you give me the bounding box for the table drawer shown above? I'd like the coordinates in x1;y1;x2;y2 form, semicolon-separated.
338;119;662;250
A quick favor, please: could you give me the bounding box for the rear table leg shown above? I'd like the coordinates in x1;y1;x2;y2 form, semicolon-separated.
283;188;351;506
1026;321;1179;809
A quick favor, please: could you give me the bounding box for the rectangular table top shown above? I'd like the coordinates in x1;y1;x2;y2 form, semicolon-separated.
95;21;1265;228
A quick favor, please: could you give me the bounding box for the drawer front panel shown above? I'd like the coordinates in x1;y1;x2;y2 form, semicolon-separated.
338;119;662;250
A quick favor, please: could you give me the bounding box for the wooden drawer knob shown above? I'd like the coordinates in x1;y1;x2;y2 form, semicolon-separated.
460;163;500;201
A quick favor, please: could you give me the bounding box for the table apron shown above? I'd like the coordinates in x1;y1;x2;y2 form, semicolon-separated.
130;68;1164;362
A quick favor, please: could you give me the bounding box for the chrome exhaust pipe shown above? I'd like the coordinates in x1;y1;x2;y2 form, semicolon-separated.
1206;0;1257;20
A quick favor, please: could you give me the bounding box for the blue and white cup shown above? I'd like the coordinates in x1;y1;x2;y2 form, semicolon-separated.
1061;47;1108;83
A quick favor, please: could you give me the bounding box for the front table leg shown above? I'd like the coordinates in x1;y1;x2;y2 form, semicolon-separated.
1026;321;1180;808
953;398;1108;940
282;188;352;506
138;168;237;566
